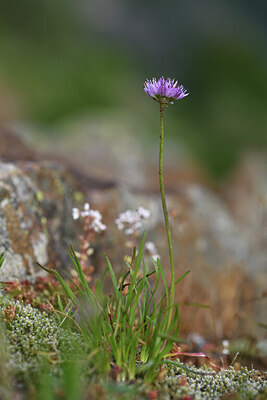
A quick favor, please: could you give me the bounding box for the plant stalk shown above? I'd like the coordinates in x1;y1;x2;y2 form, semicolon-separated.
159;104;175;329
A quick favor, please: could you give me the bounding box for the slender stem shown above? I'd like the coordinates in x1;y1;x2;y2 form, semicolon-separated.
159;104;175;329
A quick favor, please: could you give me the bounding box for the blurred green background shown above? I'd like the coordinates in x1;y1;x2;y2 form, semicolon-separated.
0;0;266;178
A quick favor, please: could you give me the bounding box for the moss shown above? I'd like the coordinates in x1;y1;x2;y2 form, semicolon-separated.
0;296;266;398
155;363;267;400
0;296;84;378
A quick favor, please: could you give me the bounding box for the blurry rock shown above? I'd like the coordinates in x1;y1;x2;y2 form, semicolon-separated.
0;125;41;162
225;153;267;274
187;333;207;351
256;339;267;358
0;126;116;282
89;181;266;341
15;110;205;189
0;161;80;281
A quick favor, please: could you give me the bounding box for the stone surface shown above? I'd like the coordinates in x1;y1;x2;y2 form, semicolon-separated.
0;160;81;281
0;125;41;162
14;111;205;189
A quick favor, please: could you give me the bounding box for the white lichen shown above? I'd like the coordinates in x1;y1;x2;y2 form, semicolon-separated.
0;296;84;377
156;363;267;399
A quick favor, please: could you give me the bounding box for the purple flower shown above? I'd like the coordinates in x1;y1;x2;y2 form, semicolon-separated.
144;77;189;105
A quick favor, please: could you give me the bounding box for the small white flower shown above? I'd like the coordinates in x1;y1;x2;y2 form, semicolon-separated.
72;208;80;220
145;241;160;261
92;219;106;233
138;206;151;219
145;241;157;253
125;227;134;236
116;221;124;230
81;202;91;217
89;210;102;220
222;339;230;355
72;202;106;233
115;206;150;236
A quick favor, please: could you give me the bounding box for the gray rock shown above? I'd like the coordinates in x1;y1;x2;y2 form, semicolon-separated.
0;161;78;282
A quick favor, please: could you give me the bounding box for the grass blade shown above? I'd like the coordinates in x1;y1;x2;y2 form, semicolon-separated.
104;255;119;299
0;252;4;268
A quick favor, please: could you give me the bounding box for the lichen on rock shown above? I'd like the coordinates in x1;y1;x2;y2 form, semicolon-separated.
0;161;80;282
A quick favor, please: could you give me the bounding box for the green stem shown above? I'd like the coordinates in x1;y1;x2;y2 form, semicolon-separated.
159;104;175;330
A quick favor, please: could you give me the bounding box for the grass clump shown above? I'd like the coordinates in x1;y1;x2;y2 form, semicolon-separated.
38;234;188;383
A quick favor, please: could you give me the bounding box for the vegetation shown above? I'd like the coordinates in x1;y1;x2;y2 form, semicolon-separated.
0;246;266;399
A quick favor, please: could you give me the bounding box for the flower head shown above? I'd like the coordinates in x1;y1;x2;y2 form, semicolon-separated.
72;202;106;233
115;206;150;236
144;76;188;105
72;207;80;220
144;241;160;261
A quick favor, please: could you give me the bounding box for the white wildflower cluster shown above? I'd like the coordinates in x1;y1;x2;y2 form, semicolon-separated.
115;206;150;235
72;202;106;233
156;363;267;400
144;241;160;261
